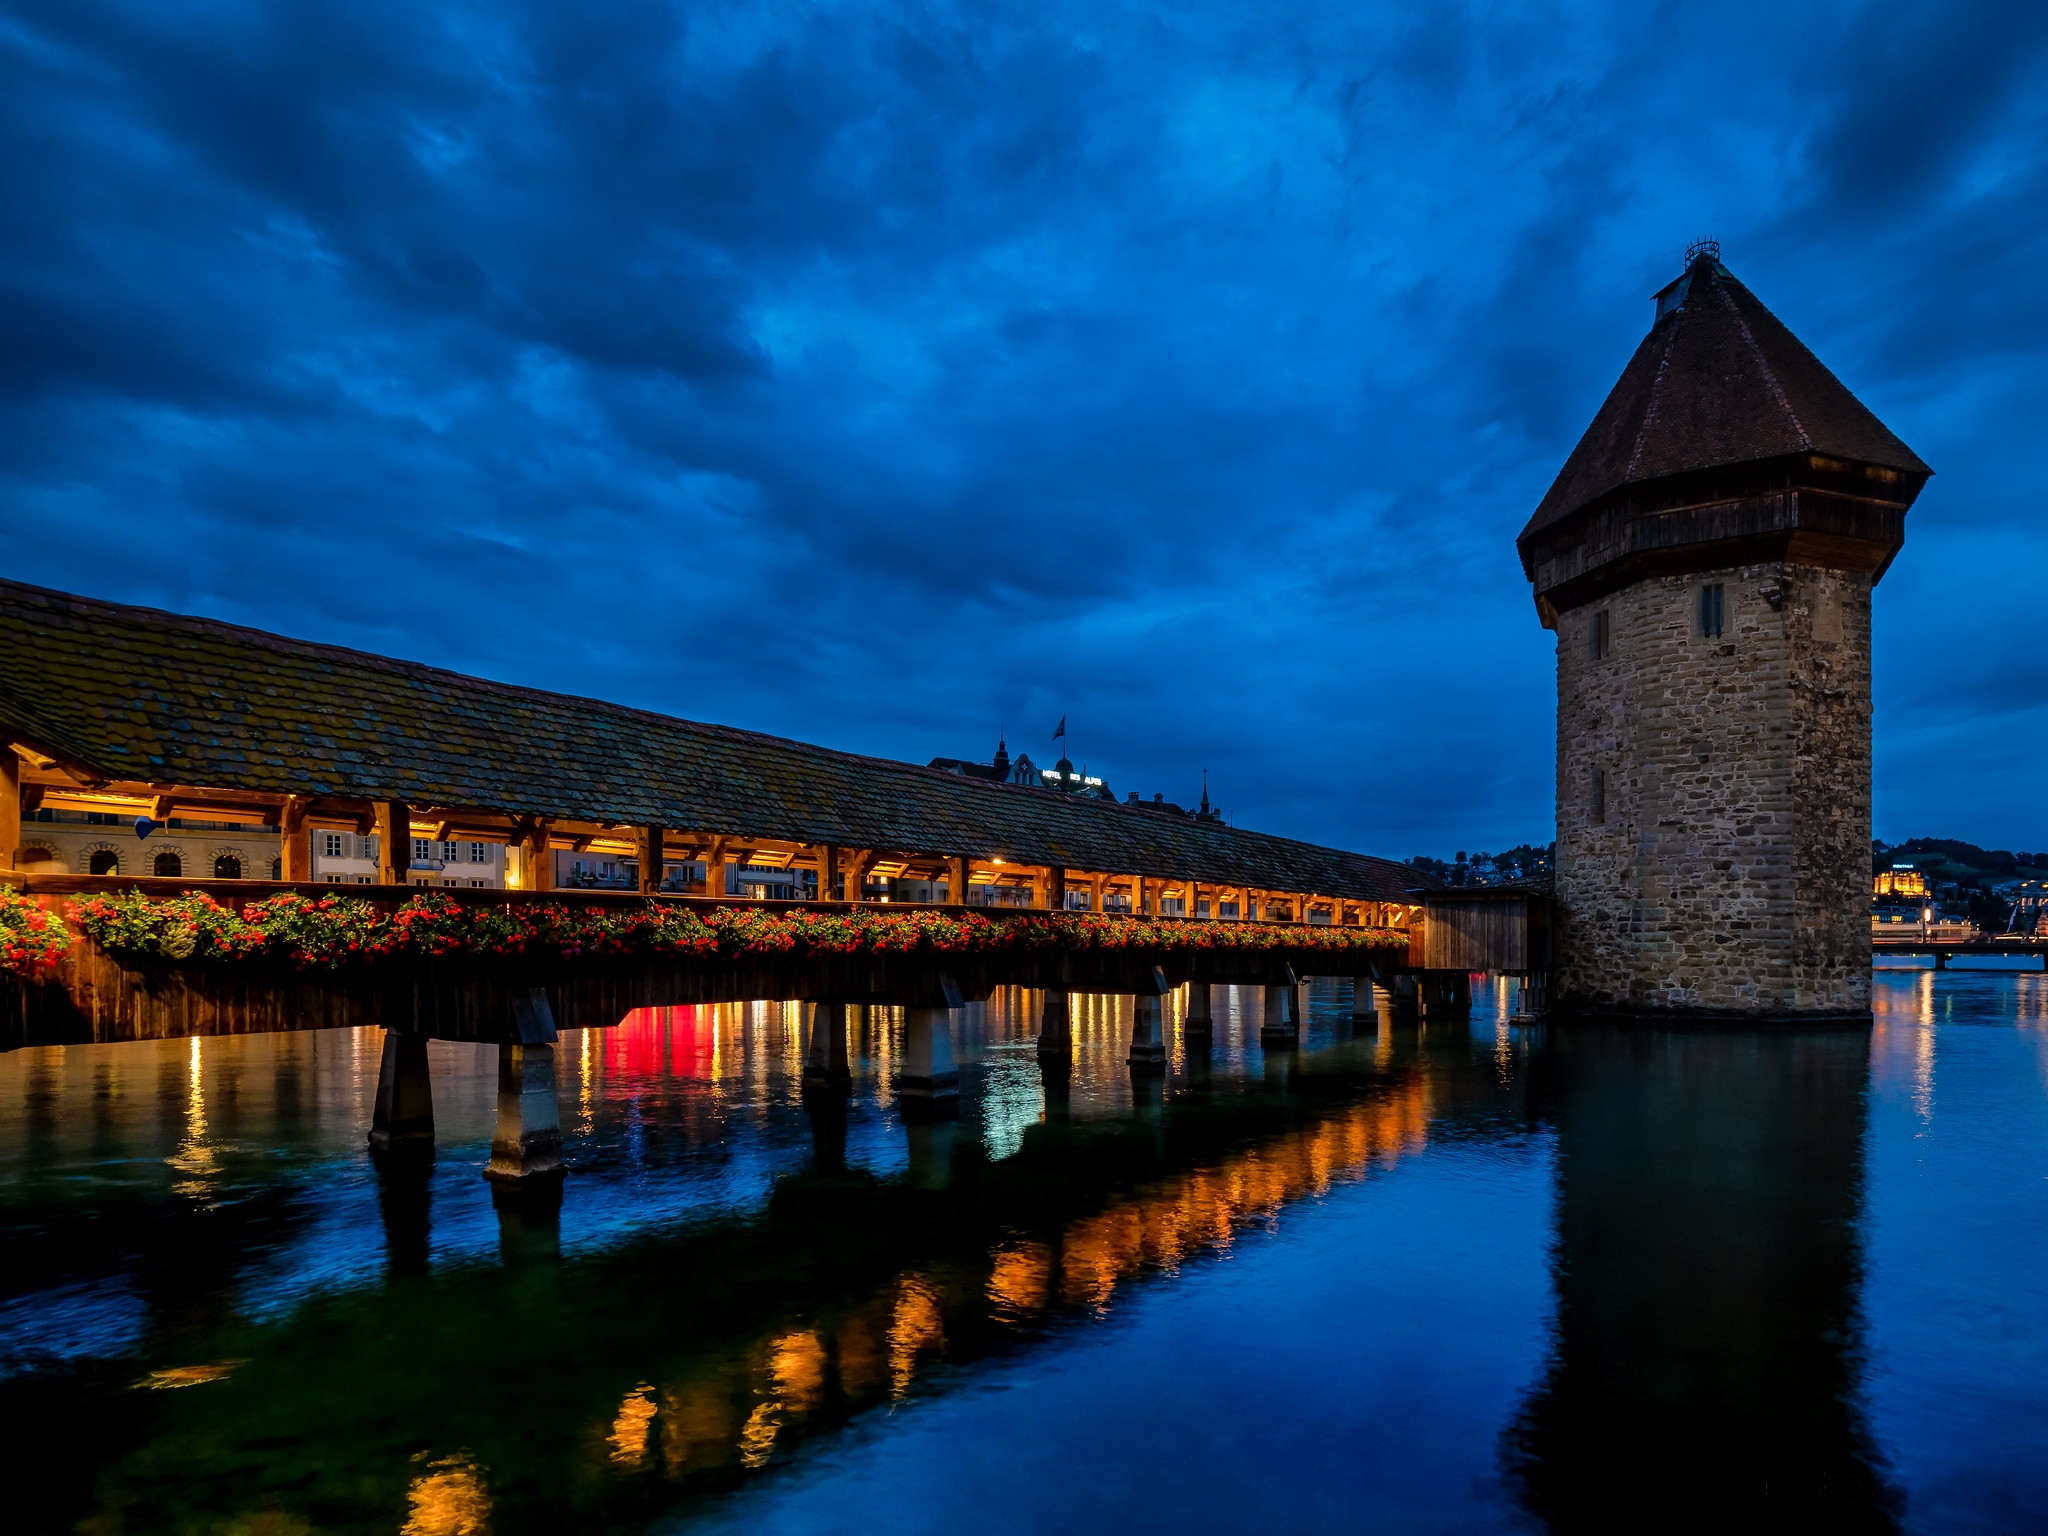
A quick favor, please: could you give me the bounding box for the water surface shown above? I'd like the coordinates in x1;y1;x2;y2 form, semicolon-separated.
1;972;2042;1533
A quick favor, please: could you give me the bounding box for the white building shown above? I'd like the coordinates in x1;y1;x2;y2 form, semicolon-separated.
18;812;504;888
315;831;504;888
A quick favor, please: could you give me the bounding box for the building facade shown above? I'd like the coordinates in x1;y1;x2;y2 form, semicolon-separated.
15;814;507;889
1518;245;1929;1020
18;810;282;880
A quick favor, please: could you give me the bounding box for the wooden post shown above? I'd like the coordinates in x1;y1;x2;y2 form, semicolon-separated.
704;838;728;901
636;823;664;894
279;796;310;883
0;750;19;870
1089;873;1105;912
818;844;840;902
948;854;968;908
525;819;555;891
376;800;411;885
1132;876;1148;916
1047;867;1067;911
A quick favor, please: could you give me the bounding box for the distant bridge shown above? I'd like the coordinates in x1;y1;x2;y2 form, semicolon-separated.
1871;935;2048;969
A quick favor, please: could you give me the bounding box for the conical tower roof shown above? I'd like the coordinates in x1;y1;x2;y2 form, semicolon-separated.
1521;249;1928;543
1516;246;1930;622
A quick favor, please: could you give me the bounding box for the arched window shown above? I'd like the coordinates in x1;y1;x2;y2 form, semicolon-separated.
214;854;242;880
153;850;183;877
17;844;58;871
88;849;120;875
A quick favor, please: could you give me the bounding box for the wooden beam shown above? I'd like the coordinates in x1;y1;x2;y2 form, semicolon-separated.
0;750;17;871
948;855;968;907
704;837;730;900
376;800;411;885
280;797;311;883
816;843;840;902
510;817;553;892
636;823;664;895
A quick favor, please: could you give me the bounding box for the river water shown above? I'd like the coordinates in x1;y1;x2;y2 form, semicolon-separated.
1;969;2044;1534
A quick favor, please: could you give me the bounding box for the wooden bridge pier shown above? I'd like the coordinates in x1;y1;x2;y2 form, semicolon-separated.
1261;969;1300;1050
1035;987;1073;1062
1126;966;1171;1074
369;1030;434;1157
484;990;565;1184
898;975;965;1119
803;1001;853;1088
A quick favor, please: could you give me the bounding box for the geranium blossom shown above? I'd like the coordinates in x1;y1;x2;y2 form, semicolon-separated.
66;890;1407;971
0;888;75;976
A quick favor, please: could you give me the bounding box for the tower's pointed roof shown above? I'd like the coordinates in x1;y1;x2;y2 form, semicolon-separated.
1520;249;1929;541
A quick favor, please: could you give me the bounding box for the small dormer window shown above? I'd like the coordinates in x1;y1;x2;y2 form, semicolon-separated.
1654;273;1691;322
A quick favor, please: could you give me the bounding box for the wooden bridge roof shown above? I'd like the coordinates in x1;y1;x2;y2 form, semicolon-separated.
0;578;1425;902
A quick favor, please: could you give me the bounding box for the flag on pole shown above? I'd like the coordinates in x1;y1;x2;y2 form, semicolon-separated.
1054;715;1066;744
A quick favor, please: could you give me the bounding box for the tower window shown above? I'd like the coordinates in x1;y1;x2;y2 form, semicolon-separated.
1591;766;1607;826
1588;610;1611;661
1699;584;1725;639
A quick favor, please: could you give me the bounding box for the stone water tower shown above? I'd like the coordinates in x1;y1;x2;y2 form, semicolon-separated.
1517;244;1930;1020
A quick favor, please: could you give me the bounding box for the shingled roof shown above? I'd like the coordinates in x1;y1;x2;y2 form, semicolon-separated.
1521;251;1930;540
0;578;1425;903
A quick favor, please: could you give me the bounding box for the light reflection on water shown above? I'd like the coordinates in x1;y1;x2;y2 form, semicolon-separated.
0;973;2043;1533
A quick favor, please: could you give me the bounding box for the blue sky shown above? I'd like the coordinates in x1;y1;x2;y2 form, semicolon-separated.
2;1;2043;859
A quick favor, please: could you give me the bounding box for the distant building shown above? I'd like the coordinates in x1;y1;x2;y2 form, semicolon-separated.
1874;865;1927;899
929;736;1040;786
934;737;1226;822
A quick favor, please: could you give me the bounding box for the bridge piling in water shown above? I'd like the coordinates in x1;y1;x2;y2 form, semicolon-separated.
803;1001;852;1087
1125;968;1169;1075
1036;987;1073;1062
486;988;564;1184
1260;972;1299;1051
369;1030;434;1156
1183;981;1213;1042
899;980;961;1117
486;1043;565;1183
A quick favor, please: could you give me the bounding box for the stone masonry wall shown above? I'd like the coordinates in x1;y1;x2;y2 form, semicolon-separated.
1552;560;1872;1018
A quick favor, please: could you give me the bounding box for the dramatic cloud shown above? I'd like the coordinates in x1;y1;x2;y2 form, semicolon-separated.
3;0;2044;853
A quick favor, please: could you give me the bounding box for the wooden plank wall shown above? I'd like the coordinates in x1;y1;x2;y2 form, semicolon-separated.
1422;894;1548;973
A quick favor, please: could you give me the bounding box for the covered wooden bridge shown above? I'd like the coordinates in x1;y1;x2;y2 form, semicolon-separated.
0;578;1423;929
